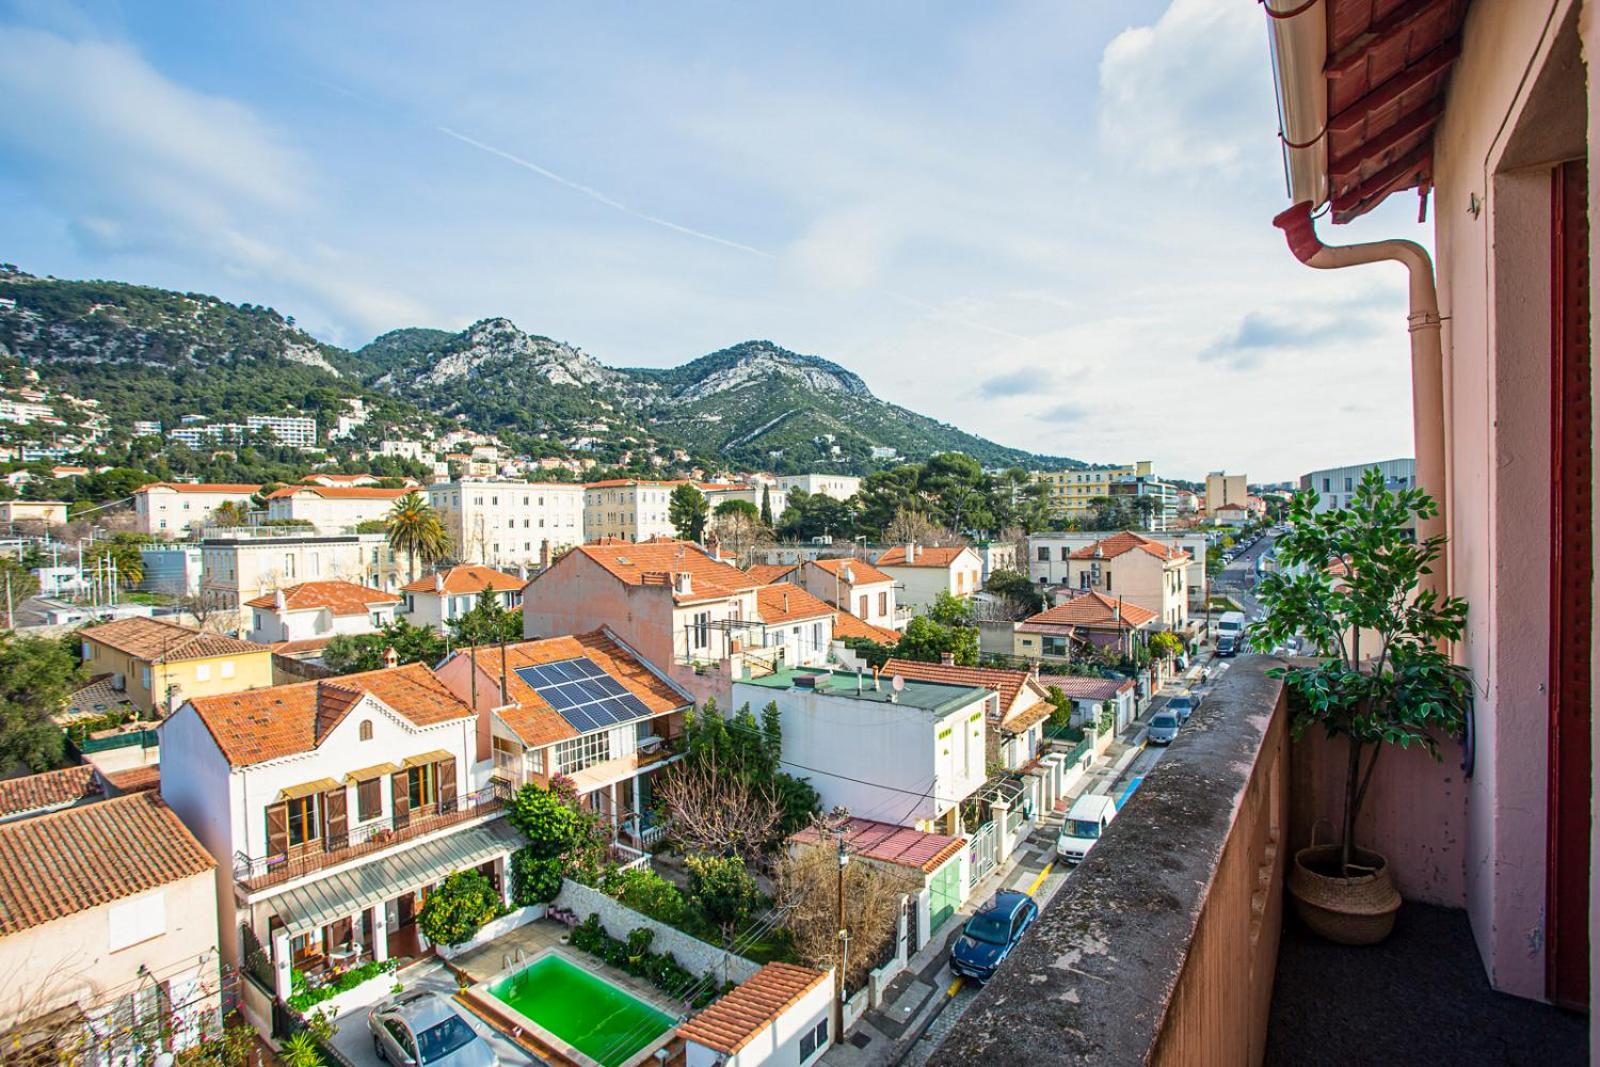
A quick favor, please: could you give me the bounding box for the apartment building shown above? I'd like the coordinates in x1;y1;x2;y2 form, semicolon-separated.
787;557;902;630
881;659;1054;772
428;478;585;566
698;481;788;519
79;616;274;717
582;480;681;542
245;580;401;650
133;483;262;538
264;485;410;532
160;663;515;1029
399;564;524;629
1300;458;1416;513
0;789;221;1062
1033;461;1153;520
1061;531;1191;630
1108;472;1179;531
1029;530;1208;606
874;544;984;611
1204;470;1249;516
245;414;317;449
774;473;861;501
200;531;402;611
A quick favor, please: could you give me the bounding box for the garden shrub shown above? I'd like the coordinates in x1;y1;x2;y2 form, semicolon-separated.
286;959;398;1012
603;867;687;926
685;854;760;934
511;848;564;905
418;870;502;946
567;914;723;1008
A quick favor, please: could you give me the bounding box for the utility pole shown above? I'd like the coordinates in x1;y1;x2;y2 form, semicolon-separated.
835;833;850;1044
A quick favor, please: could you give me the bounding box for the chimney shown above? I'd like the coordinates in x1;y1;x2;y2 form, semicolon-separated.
904;542;915;563
782;591;790;613
539;538;552;571
433;571;444;593
673;572;693;596
383;645;399;669
274;588;286;612
940;651;955;666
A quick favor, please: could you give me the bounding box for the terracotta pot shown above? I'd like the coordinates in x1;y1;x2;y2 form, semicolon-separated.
1288;843;1401;945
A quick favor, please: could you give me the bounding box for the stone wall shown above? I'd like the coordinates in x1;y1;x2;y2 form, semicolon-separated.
554;881;761;984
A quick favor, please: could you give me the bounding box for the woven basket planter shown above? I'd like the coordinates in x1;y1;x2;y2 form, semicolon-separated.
1288;843;1401;945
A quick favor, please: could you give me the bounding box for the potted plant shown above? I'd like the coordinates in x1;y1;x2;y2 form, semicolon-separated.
1252;468;1472;945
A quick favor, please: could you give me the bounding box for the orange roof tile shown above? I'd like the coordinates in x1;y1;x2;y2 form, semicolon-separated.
401;564;525;595
744;563;797;585
790;817;964;873
267;485;411;501
679;963;831;1055
564;539;758;603
809;557;894;585
1068;531;1188;563
874;545;975;569
1021;592;1157;630
105;765;162;794
0;792;215;936
183;663;474;767
832;611;901;645
583;479;685;489
754;584;836;625
0;765;103;820
81;617;270;663
882;659;1044;718
1038;674;1136;701
135;482;261;495
244;580;401;615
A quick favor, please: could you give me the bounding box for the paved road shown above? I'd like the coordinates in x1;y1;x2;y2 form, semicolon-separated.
1212;532;1275;622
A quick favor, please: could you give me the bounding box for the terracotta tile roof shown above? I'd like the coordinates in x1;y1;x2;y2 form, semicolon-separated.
1038;674;1136;701
678;963;831;1055
269;636;336;657
790;817;965;874
135;482;261;495
882;659;1045;719
183;663;473;767
744;564;797;585
564;539;758;603
831;611;901;645
266;485;411;501
1068;531;1188;563
0;765;103;820
1021;592;1157;630
0;792;214;936
809;557;894;585
244;580;401;615
105;765;162;794
874;545;975;569
755;584;836;625
81;617;270;663
583;479;685;489
473;630;689;748
401;564;525;595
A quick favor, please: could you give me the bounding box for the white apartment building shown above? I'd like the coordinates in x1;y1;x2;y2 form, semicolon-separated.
428;479;585;566
698;482;788;519
264;486;410;532
775;474;861;501
583;479;680;542
200;531;402;612
132;420;163;437
133;483;262;538
1300;458;1415;513
0;397;54;424
246;415;318;449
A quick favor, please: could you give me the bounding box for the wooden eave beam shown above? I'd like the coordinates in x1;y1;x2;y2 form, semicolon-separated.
1329;98;1444;182
1332;144;1431;218
1325;0;1458;80
1328;37;1461;136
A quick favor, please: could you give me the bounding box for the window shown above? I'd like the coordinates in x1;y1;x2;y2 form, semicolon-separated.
553;732;611;774
800;1017;829;1060
194;663;211;682
287;795;320;847
357;777;382;821
220;660;235;679
858;594;868;617
1322;477;1331;492
1344;476;1354;492
529;747;546;775
108;891;165;951
1104;571;1112;592
691;611;710;650
878;592;888;615
408;764;437;809
359;719;374;741
141;666;152;690
82;640;92;660
1043;635;1070;657
1037;546;1049;561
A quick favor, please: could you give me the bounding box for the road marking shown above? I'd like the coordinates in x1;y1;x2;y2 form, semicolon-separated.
1024;861;1054;898
947;976;964;997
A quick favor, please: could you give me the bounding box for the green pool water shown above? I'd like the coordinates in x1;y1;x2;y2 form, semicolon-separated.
487;954;674;1067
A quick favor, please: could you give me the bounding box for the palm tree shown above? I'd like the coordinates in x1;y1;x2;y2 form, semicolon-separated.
386;491;452;582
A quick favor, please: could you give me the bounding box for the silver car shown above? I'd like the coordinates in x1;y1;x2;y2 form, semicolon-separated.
369;991;499;1067
1147;711;1180;745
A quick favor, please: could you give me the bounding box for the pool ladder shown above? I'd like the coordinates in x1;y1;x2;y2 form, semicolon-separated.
501;946;528;976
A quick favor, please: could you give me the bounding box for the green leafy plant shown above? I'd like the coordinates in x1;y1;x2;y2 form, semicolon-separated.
285;959;398;1011
685;854;760;938
603;867;687;926
510;849;564;905
1148;631;1184;660
418;869;503;946
1251;468;1472;876
279;1032;322;1067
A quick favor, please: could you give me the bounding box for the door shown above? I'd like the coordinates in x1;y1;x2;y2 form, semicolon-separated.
928;861;962;934
1546;158;1592;1011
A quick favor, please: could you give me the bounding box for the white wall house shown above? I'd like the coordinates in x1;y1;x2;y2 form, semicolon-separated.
791;557;902;630
427;479;585;567
134;483;261;538
775;474;861;501
263;486;410;532
873;544;984;612
680;963;835;1067
245;580;400;648
1029;530;1209;607
399;564;525;630
752;584;837;669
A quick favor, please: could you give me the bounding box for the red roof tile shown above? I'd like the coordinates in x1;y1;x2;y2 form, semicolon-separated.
266;485;411;501
564;539;758;603
831;611;901;645
881;659;1047;723
1022;592;1157;630
679;963;831;1055
1038;674;1136;701
809;557;894;585
744;564;797;585
81;617;270;663
106;765;162;794
244;580;400;615
0;765;102;820
790;816;964;874
135;482;261;495
401;564;525;595
874;545;975;569
1068;531;1188;563
754;584;836;625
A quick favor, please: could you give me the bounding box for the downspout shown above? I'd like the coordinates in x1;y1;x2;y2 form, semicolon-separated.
1273;203;1447;596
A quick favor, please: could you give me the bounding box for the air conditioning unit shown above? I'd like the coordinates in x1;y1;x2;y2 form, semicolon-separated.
110;673;126;692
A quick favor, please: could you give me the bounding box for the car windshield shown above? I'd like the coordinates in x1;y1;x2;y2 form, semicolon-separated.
965;911;1012;945
1067;819;1101;839
1152;713;1177;728
417;1016;477;1063
1169;697;1191;710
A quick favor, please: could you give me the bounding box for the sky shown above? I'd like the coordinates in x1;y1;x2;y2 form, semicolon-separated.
0;0;1435;483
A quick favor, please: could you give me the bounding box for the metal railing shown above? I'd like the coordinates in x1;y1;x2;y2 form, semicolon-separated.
233;782;509;893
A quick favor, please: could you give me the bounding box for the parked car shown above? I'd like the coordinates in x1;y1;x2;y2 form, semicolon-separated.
1217;634;1240;657
1167;692;1200;723
950;890;1039;982
1147;710;1180;745
1057;793;1118;864
370;992;499;1067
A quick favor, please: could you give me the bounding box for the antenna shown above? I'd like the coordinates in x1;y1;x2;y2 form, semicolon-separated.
891;675;905;692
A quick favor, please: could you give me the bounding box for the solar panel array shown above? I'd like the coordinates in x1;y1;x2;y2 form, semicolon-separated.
513;656;654;733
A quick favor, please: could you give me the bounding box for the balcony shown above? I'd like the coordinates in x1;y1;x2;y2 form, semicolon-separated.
233;783;509;894
928;656;1589;1065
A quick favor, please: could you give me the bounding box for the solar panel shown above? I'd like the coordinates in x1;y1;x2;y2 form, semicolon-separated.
513;656;658;735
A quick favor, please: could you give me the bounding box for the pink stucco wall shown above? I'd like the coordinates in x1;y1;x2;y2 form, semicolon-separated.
1582;0;1600;1031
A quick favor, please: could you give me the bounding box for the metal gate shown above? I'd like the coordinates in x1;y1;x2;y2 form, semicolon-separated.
967;820;998;885
928;859;963;934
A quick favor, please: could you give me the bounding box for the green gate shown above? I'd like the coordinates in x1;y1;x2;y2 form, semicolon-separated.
928;857;962;933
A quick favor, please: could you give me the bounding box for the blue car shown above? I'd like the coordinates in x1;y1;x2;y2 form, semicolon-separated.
949;890;1039;982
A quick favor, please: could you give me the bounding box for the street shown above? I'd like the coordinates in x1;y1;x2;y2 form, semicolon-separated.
1211;531;1275;622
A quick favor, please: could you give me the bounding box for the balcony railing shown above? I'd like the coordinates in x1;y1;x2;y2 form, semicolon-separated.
233;782;509;893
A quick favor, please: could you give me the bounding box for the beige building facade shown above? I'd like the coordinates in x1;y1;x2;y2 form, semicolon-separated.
1204;471;1249;516
200;531;402;612
1034;461;1152;520
79;616;274;717
133;482;261;538
583;479;680;542
263;485;409;532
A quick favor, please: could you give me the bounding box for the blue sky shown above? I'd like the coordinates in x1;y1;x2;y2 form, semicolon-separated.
0;0;1433;481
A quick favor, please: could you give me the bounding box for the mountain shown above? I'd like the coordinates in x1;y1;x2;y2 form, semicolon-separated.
0;266;1082;473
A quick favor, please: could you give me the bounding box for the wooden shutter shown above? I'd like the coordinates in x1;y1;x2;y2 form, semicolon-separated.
325;788;348;851
437;757;458;812
358;777;381;822
266;803;289;860
391;772;410;829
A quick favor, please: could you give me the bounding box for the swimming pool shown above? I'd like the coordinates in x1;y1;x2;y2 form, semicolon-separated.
482;953;674;1067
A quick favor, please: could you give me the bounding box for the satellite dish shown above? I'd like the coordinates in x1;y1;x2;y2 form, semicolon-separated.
891;675;905;692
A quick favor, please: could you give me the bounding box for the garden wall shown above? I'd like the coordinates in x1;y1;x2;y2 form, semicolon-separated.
434;905;546;961
554;881;761;984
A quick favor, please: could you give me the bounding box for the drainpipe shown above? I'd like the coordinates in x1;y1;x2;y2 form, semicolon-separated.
1272;203;1447;596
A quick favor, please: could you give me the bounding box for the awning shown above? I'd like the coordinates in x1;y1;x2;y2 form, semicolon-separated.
266;818;523;935
345;762;400;783
277;778;341;802
402;750;454;768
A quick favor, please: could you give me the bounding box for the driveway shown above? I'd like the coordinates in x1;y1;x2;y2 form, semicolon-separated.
326;960;546;1066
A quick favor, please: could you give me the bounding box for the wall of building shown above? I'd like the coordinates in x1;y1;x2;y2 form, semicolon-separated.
157;708;242;967
795;564;897;628
202;535;400;610
265;493;396;531
1299;458;1416;513
430;481;584;566
136;488;255;538
80;640;273;716
707;975;834;1067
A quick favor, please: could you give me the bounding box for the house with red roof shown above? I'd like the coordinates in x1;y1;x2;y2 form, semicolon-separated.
1014;591;1157;662
133;482;262;538
679;961;834;1067
790;556;904;630
751;583;838;669
874;543;983;613
264;484;412;532
399;563;525;630
1064;531;1192;631
244;579;401;654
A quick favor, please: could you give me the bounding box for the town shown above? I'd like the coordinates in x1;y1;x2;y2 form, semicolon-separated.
0;2;1593;1066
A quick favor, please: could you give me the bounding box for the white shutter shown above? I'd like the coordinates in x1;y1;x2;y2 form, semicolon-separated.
108;890;166;951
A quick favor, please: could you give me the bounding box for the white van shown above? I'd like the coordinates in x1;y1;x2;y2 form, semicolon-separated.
1056;794;1118;864
1217;611;1246;643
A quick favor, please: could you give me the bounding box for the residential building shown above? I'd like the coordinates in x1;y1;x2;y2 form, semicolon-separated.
829;608;903;649
0;790;222;1061
971;540;1018;582
1204;470;1249;516
874;544;984;611
79;616;274;717
166;422;246;449
522;537;764;707
428;478;585;565
751;583;837;668
774;473;861;501
1300;458;1416;513
1108;472;1179;531
1213;502;1251;528
131;420;162;437
200;530;402;611
0;396;54;424
1028;530;1209;607
1037;674;1139;735
0;499;68;525
788;557;903;630
1061;531;1191;630
434;628;691;837
733;666;991;834
679;962;834;1067
264;485;410;532
882;658;1053;772
160;663;515;1027
1176;489;1200;516
0;764;105;823
300;472;384;488
244;580;401;652
698;481;789;519
399;564;524;630
583;479;681;541
1033;461;1154;520
1013;591;1156;663
245;414;317;449
134;483;261;538
139;544;203;597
